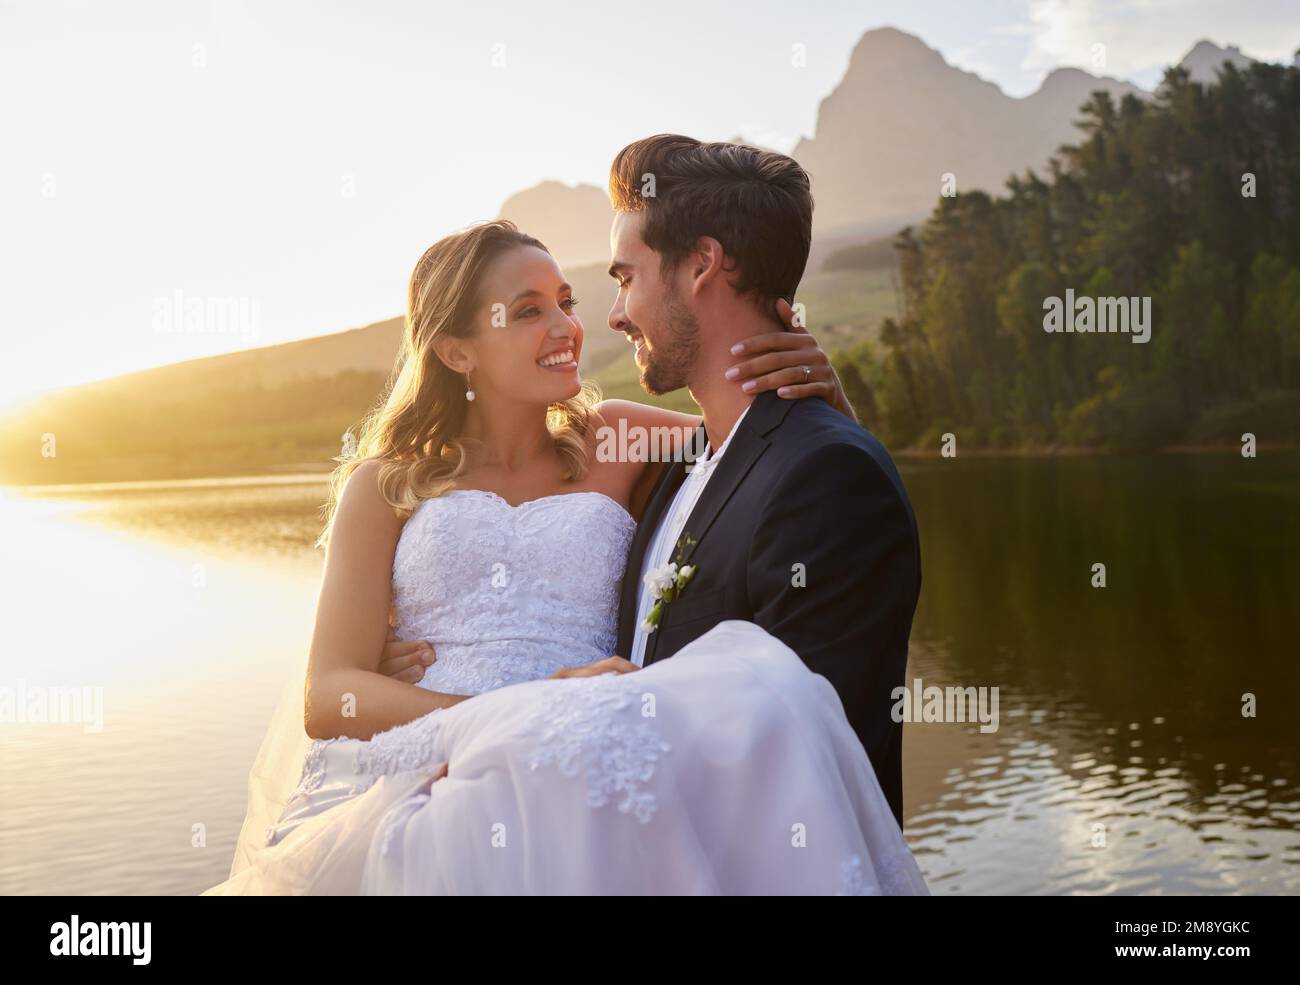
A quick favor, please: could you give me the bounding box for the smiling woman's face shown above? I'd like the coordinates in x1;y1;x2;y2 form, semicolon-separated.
461;245;584;406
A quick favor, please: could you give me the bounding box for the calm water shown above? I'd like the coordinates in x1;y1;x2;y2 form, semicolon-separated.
0;456;1296;895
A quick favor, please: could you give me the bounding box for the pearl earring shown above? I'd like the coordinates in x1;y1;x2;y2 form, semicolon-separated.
465;372;475;402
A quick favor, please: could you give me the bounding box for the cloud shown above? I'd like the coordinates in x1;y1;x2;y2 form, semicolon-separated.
1023;0;1300;79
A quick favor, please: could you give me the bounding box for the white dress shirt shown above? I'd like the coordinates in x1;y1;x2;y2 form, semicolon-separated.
629;402;753;667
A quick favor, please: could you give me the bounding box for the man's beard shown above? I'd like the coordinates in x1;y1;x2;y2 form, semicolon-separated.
640;283;700;395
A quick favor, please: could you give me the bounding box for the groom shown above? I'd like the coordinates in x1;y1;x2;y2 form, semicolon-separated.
602;135;921;827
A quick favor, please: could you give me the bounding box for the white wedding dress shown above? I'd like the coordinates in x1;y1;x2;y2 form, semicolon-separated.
207;489;928;895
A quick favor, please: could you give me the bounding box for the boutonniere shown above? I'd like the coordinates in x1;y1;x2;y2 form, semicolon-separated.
641;532;698;634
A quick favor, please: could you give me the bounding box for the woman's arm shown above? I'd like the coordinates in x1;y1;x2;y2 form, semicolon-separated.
303;460;469;740
591;399;700;519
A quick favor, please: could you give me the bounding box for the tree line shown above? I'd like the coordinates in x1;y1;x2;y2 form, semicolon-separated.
833;61;1300;450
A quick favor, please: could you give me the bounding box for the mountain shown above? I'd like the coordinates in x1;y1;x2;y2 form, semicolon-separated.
497;181;613;269
492;32;1283;259
793;28;1143;236
1177;39;1255;84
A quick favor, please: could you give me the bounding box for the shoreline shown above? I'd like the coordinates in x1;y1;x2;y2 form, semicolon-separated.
893;442;1297;459
3;446;1298;492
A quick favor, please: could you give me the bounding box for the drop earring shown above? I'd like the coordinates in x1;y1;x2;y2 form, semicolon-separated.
465;372;476;402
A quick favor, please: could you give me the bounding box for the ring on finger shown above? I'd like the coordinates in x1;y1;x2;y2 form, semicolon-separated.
802;365;812;381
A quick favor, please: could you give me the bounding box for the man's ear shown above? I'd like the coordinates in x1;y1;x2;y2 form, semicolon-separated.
432;334;474;374
687;236;728;296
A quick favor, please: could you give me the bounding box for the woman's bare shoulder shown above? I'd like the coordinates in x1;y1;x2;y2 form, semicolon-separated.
331;459;405;536
594;398;701;433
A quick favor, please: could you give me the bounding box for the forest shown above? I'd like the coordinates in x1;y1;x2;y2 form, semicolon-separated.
832;62;1300;450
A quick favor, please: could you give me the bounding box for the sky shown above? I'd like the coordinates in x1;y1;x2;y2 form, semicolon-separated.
2;0;1298;400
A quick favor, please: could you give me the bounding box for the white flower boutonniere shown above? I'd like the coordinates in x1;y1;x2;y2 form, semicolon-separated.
641;532;698;634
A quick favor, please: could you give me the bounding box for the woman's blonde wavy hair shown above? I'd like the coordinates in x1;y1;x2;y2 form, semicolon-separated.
318;220;599;546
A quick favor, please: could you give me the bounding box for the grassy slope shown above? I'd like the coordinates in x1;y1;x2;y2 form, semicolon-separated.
0;259;897;485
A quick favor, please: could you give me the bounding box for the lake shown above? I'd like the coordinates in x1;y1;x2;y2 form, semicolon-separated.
1;455;1296;894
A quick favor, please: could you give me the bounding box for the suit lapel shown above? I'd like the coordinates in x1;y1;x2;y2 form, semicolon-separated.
675;390;793;564
642;391;793;664
616;452;690;656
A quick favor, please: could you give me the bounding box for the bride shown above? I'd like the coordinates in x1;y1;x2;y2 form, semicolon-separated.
207;219;928;895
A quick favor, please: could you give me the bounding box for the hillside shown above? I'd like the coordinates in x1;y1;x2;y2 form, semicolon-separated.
0;259;630;485
0;250;900;486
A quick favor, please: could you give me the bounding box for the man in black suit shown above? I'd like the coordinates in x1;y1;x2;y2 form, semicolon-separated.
605;135;921;827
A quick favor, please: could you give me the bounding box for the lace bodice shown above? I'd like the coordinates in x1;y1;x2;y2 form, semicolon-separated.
277;489;638;826
390;489;636;695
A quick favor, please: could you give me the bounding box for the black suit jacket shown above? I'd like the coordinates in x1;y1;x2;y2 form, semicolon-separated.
615;389;921;826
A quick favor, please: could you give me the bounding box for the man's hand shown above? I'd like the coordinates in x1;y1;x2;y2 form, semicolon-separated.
550;656;639;679
379;627;436;684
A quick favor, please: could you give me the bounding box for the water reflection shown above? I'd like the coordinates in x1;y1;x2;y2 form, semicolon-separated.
0;481;323;895
901;455;1300;893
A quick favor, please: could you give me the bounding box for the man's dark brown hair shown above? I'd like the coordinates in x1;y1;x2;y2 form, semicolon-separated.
608;134;813;308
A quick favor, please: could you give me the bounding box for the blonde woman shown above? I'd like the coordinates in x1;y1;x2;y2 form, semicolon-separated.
211;214;926;895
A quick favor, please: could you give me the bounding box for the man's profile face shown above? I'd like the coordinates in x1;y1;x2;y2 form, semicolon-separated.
607;211;699;395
